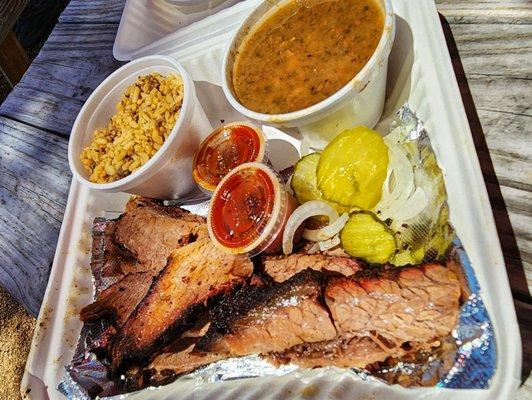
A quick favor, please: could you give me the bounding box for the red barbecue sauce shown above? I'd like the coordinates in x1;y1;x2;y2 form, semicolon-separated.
210;167;275;250
193;124;263;192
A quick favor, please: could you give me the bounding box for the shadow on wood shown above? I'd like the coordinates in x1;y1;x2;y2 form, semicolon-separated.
439;13;531;384
0;30;29;87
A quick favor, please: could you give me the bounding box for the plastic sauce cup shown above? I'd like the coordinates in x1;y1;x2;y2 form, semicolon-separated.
207;162;298;256
192;122;267;194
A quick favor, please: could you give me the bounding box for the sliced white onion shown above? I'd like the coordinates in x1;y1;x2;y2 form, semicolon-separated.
303;212;349;242
393;186;428;222
376;140;416;219
306;242;321;254
282;201;339;255
319;235;341;252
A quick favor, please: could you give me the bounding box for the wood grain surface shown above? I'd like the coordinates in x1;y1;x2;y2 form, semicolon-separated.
0;0;529;397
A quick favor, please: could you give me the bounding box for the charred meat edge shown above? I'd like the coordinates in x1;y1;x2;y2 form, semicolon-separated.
110;239;252;372
196;270;334;352
80;272;153;327
145;270;335;383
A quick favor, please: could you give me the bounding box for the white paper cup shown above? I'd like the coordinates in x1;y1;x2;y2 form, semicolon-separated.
68;56;212;199
221;0;395;149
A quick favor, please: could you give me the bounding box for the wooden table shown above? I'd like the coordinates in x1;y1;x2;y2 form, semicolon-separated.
0;0;529;397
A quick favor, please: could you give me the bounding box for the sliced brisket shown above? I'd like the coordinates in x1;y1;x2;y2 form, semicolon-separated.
111;238;253;371
325;263;461;347
198;270;337;355
114;197;208;275
143;271;337;380
80;272;153;326
262;251;361;283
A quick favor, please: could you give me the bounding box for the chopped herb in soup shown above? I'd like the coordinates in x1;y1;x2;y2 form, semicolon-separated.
232;0;384;114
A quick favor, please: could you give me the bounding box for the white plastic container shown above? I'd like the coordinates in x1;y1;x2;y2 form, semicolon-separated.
113;0;247;60
68;55;212;199
164;0;231;14
221;0;395;148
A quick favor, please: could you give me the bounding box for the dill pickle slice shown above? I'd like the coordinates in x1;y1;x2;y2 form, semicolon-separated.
291;153;322;204
291;153;351;214
340;212;397;264
317;127;389;209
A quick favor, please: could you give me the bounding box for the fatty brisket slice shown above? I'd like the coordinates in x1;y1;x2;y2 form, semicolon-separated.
262;251;362;283
271;262;461;369
111;238;253;372
80;272;153;327
114;197;209;275
198;270;337;354
147;271;337;382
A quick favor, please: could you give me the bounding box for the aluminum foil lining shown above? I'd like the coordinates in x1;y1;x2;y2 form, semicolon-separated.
59;105;496;399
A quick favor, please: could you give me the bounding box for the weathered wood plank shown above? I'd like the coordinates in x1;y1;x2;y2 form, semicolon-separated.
478;111;532;188
436;1;532;25
0;117;70;315
58;0;125;24
0;23;123;136
445;23;531;86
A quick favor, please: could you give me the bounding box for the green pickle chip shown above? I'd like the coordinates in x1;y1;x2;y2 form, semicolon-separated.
340;212;397;264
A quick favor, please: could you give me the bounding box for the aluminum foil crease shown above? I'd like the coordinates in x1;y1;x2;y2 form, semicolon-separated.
59;106;496;399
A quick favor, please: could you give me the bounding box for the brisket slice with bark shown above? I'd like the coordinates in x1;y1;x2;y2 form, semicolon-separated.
111;238;253;371
198;270;337;354
85;196;209;326
146;271;337;381
262;251;361;283
325;263;461;346
80;272;153;326
114;197;208;275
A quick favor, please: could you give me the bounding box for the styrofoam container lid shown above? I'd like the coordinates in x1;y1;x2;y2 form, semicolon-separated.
165;0;230;8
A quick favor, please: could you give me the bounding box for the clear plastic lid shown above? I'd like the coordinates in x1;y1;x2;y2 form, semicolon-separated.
193;122;266;194
207;162;296;256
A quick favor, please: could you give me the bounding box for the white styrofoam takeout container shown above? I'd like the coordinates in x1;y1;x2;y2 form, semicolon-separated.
113;0;245;60
222;0;395;148
164;0;231;13
68;55;212;199
23;0;521;399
